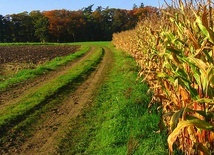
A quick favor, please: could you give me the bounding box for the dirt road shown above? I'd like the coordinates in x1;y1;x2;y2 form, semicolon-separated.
0;46;114;155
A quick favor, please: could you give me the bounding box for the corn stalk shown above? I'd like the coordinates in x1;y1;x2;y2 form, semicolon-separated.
112;0;214;154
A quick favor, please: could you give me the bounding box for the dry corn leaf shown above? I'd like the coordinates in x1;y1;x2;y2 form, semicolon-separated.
168;119;214;152
180;87;190;101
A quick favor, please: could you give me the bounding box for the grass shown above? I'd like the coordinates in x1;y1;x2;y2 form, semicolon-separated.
58;43;168;155
0;46;104;134
0;45;90;91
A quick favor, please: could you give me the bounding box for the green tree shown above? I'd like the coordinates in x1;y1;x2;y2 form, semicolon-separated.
2;15;13;42
30;11;49;42
133;4;138;9
82;4;95;41
140;3;144;8
0;15;4;42
11;12;34;42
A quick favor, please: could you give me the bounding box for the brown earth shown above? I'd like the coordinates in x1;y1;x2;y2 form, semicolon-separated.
0;45;80;64
0;46;114;155
0;45;80;77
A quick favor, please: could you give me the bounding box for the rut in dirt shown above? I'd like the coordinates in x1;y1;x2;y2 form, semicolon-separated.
0;46;96;136
0;46;114;155
0;46;91;106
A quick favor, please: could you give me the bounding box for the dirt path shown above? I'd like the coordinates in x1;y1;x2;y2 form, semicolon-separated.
0;47;94;109
0;46;114;155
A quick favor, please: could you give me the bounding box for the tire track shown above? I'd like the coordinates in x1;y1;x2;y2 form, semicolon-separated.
0;47;94;110
0;47;114;155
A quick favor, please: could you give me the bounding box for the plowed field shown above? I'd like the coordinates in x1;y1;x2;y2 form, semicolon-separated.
0;45;80;78
0;45;80;64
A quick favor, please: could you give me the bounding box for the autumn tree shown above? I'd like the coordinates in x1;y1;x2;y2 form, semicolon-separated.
66;10;86;42
0;4;158;42
43;10;63;42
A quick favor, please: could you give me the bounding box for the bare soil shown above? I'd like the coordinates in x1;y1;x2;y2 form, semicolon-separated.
0;45;80;64
0;45;80;78
0;46;113;155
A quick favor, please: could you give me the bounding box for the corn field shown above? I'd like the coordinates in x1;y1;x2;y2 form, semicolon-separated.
112;0;214;154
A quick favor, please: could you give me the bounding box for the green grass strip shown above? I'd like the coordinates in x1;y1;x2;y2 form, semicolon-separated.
58;44;168;155
0;47;103;132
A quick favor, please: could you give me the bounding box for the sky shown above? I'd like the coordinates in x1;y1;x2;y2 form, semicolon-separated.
0;0;170;15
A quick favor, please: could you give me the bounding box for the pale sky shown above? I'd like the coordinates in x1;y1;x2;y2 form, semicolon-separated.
0;0;170;15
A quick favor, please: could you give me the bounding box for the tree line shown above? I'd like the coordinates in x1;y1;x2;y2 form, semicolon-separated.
0;4;158;43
